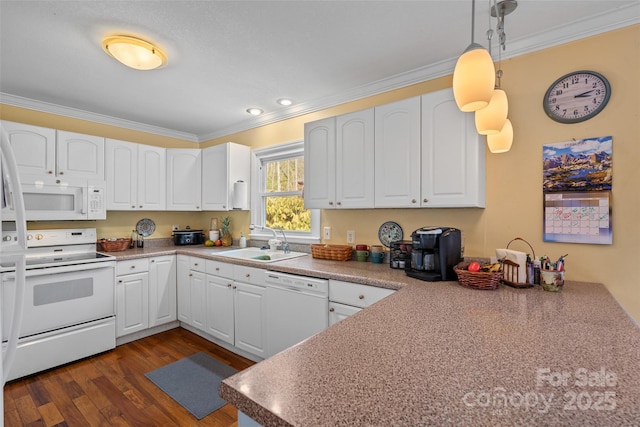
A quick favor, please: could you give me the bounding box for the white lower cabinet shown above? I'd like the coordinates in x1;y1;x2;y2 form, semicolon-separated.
205;273;235;345
177;256;266;359
116;259;149;337
116;256;177;338
328;280;396;326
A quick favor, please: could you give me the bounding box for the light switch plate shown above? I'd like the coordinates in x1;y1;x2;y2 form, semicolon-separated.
323;226;331;240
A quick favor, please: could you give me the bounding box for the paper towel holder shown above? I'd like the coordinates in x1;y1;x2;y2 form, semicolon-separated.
232;180;248;210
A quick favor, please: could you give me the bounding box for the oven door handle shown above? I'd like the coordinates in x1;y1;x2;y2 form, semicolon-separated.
2;261;115;280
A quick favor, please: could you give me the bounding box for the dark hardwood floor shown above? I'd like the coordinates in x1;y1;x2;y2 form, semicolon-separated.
3;328;255;426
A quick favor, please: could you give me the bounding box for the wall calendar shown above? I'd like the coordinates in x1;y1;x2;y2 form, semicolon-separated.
542;136;612;245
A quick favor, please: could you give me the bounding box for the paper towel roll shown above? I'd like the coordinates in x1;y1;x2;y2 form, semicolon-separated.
233;180;248;210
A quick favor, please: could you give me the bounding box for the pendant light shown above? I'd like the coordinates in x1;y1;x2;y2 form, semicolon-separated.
475;87;508;135
102;35;167;70
487;118;513;153
453;0;496;112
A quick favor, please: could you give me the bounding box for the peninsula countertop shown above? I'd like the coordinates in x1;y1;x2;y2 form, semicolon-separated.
107;246;640;425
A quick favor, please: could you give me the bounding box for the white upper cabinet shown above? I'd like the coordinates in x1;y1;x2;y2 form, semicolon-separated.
1;121;104;181
336;109;375;208
56;130;105;180
166;149;202;211
201;142;251;211
106;139;166;211
303;117;335;209
421;89;485;207
304;110;374;209
1;121;56;177
374;97;421;208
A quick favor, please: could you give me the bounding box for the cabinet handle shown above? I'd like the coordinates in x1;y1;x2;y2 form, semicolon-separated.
411;199;417;204
227;283;232;288
329;307;335;312
189;273;193;277
215;267;220;272
47;170;53;174
222;205;226;209
194;263;198;266
232;285;237;289
245;274;250;278
328;201;334;206
358;294;365;299
56;179;61;184
196;206;200;209
139;205;143;208
423;198;428;203
130;265;135;269
337;201;341;206
59;171;64;175
151;260;155;263
118;280;123;283
131;205;135;208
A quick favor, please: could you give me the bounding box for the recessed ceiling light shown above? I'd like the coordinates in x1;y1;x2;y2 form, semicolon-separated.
102;35;167;70
277;98;294;106
246;108;264;116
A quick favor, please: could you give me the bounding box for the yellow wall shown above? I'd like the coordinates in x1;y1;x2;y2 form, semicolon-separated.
1;26;638;322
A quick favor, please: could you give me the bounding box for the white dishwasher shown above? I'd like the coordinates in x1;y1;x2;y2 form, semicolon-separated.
264;271;328;357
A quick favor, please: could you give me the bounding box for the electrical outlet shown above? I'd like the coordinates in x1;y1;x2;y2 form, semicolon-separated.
347;230;355;244
172;224;179;231
323;226;331;240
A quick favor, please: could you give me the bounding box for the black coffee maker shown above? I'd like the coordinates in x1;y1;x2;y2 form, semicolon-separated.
405;227;462;282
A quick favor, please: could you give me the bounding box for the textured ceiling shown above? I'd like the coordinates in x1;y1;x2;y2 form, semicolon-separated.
1;1;638;142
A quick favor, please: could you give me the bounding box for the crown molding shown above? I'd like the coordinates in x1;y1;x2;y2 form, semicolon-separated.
0;93;200;142
2;4;638;143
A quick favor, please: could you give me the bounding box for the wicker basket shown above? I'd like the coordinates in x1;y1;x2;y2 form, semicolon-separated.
454;262;503;290
98;238;131;252
311;244;352;261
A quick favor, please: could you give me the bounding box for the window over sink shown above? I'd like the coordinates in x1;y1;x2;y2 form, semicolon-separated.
251;141;320;244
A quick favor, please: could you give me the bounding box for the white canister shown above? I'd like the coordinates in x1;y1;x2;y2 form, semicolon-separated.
209;230;220;241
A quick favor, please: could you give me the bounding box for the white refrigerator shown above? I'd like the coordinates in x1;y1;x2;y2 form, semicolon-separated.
0;126;29;426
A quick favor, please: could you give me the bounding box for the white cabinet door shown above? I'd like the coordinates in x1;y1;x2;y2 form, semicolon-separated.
116;271;149;337
190;270;206;330
56;130;105;180
303;117;336;209
148;255;176;327
374;97;421;208
205;274;235;345
138;144;166;210
1;121;56;177
421;89;486;208
166;149;202;210
202;143;250;211
234;281;266;358
106;139;137;210
336;109;375;209
329;302;361;326
176;255;191;324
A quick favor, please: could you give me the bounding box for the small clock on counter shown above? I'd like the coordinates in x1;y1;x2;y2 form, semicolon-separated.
543;70;611;124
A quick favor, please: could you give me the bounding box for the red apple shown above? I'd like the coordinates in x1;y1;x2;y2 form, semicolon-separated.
468;261;481;272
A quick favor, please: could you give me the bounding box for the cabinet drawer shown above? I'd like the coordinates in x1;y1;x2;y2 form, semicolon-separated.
116;258;150;276
233;265;265;286
189;257;206;272
206;259;233;279
329;280;395;308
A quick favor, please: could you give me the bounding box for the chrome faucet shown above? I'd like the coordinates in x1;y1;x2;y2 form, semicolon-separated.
249;224;282;250
280;229;290;254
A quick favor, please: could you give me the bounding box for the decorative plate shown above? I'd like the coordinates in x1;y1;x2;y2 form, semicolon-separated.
378;221;403;247
136;218;156;237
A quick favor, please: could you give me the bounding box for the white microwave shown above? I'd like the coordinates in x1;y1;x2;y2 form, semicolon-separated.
2;174;106;221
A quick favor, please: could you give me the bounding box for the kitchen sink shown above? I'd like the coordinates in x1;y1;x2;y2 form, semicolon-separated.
214;247;308;263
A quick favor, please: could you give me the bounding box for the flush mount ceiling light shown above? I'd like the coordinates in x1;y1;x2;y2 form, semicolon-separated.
452;0;496;112
102;35;167;70
246;108;264;116
277;98;294;106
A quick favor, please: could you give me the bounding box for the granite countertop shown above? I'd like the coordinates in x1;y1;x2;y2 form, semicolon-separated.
106;245;640;425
